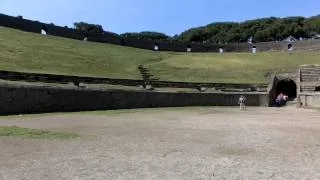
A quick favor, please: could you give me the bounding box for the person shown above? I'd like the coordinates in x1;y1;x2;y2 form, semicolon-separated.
275;93;288;107
282;94;288;105
275;93;283;106
238;95;247;111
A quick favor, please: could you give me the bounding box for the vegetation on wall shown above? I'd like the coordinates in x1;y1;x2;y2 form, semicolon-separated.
73;21;119;37
74;22;104;34
120;31;171;40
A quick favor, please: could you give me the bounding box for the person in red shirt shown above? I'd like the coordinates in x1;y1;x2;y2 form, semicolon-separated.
275;92;288;106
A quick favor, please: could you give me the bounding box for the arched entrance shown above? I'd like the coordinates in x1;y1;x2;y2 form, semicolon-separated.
276;79;297;100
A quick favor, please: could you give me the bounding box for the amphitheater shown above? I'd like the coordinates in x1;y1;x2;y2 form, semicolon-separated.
1;13;320;179
0;13;320;113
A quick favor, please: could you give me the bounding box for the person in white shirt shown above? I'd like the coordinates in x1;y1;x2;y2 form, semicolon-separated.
238;95;247;111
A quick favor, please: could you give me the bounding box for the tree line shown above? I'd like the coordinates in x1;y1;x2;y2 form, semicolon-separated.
73;22;170;40
74;15;320;43
178;16;320;43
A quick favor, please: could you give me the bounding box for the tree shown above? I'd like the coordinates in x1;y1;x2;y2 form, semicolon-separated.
304;15;320;35
176;15;320;43
74;22;104;34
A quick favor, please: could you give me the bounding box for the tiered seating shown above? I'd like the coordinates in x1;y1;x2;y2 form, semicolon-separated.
300;66;320;92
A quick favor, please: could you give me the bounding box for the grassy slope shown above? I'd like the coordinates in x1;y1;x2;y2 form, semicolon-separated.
0;27;171;79
1;27;320;83
148;51;320;83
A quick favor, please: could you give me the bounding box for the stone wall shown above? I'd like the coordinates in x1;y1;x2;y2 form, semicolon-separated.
3;13;320;52
0;70;268;91
0;13;121;44
297;65;320;108
299;93;320;108
0;84;268;115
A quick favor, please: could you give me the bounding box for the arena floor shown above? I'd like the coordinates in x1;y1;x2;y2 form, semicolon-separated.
0;107;320;180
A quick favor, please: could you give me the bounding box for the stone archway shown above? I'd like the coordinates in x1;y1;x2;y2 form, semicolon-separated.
276;79;297;100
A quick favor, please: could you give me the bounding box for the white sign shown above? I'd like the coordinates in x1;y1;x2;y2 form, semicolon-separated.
219;48;224;54
187;47;192;52
252;47;257;54
288;47;293;52
154;45;159;51
41;29;47;35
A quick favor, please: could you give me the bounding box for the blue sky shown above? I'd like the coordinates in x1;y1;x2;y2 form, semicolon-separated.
0;0;319;36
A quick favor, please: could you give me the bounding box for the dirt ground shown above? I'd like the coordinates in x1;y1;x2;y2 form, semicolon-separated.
0;107;320;180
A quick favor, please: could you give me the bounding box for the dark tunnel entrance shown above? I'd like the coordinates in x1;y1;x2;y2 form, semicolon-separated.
276;79;297;100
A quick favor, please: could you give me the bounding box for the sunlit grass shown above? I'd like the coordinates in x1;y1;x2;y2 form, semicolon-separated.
1;27;320;83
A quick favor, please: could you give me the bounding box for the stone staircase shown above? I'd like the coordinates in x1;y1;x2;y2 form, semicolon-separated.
299;66;320;92
285;99;298;107
137;65;159;89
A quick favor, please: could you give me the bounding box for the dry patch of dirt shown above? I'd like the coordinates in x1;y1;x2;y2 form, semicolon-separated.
0;107;320;179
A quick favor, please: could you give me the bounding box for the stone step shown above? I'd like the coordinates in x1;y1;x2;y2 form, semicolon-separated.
300;73;320;76
301;74;320;76
300;77;320;81
301;80;320;83
138;65;159;84
301;88;316;92
300;68;320;71
300;70;320;73
300;75;320;77
285;100;298;107
300;72;320;74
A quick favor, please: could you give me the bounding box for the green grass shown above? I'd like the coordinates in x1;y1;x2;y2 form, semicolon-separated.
0;27;171;79
1;27;320;83
0;126;79;139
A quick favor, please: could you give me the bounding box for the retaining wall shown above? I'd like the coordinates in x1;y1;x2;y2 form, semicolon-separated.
299;93;320;108
0;85;268;115
0;70;268;90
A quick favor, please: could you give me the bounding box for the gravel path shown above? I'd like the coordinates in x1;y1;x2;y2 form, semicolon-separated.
0;107;320;180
